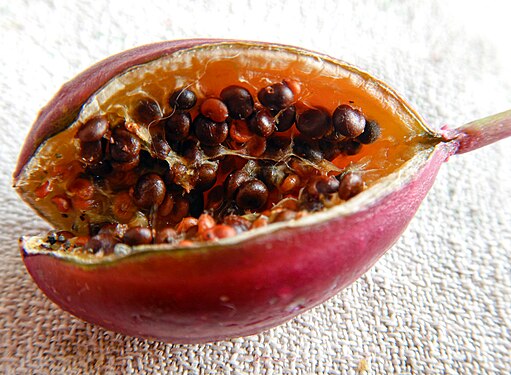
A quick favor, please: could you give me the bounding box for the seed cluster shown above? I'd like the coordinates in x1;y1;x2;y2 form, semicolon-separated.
37;79;381;255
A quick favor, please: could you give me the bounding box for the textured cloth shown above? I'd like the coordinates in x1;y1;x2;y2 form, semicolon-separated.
1;1;510;373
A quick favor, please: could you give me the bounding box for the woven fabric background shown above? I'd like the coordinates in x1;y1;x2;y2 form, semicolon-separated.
1;1;510;373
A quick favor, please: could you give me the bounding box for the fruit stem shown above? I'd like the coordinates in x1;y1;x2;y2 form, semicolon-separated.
443;109;511;154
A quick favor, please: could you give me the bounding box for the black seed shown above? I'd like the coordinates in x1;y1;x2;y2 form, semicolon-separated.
110;128;141;162
235;179;269;210
293;137;324;163
338;172;364;200
165;112;191;141
332;104;366;138
133;98;162;125
85;233;119;255
123;227;153;246
193;115;229;146
357;120;381;144
296;109;332;139
195;163;218;192
76;116;109;142
132;173;166;209
258;82;294;111
274;106;296;132
170;88;197;110
80;140;104;164
220;85;254;119
248;109;275;138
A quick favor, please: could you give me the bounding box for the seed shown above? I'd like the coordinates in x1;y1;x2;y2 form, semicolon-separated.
332;104;366;138
68;178;94;200
248;109;276;138
80;140;104;164
220;85;254;119
297;108;332;139
169;88;197;110
341;140;362;156
357;120;381;144
155;227;178;244
283;78;302;96
293;137;324;163
123;227;153;246
180;138;202;165
84;233;118;254
51;195;72;213
198;213;216;234
280;174;300;193
202;224;237;241
223;215;251;233
110;128;141;162
245;136;267;157
86;160;113;177
193;115;229;146
224;170;251;199
271;209;297;223
164;162;187;186
164;112;191;141
200;98;229;123
205;185;224;211
274;106;296;132
112;191;137;223
170;196;190;222
258;82;294;111
195;163;218;192
35;180;52;199
98;223;126;238
338;172;364;200
76;116;109;142
229;120;254;143
314;176;340;195
133;98;162;125
111;155;140;171
132;173;166;209
251;216;268;229
176;217;198;234
236;179;269;210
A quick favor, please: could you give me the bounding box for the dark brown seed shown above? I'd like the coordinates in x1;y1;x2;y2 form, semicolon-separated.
293;137;324;163
181;138;202;165
297;109;332;139
123;227;153;246
338;172;364;200
205;185;224;211
200;98;229;123
170;196;190;222
110;155;140;171
169;88;197;110
222;215;251;233
274;106;296;132
164;162;187;186
80;140;104;164
155;227;178;244
133;98;162;125
85;160;112;177
164;112;191;141
195;163;218;192
193;115;229;146
220;85;254;119
248;109;276;138
224;170;251;199
357;120;381;144
332;104;366;138
112;191;137;223
98;223;125;238
235;179;269;210
157;193;174;217
258;82;294;111
151;133;171;159
110;128;141;162
132;173;166;209
84;233;119;254
315;176;340;195
341;140;362;156
76;116;109;142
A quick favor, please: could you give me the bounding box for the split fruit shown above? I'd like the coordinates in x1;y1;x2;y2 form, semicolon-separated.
13;40;511;343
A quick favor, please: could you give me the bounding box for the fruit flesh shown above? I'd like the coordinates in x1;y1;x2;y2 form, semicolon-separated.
15;43;438;255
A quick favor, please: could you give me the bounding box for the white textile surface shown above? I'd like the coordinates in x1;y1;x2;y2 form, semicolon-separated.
1;1;510;374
